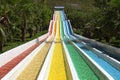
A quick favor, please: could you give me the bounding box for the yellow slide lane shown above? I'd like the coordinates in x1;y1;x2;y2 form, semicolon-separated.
48;43;67;80
48;11;67;80
17;36;54;80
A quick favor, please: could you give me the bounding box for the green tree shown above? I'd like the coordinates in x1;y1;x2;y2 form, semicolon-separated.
89;0;120;46
0;0;52;52
0;25;6;51
93;0;110;9
110;0;120;40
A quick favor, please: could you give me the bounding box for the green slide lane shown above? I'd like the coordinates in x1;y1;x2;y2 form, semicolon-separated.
60;20;99;80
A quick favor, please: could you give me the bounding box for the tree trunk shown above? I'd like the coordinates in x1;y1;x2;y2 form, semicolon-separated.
40;25;42;32
0;42;3;52
29;30;33;38
105;34;110;43
21;13;27;42
35;26;39;34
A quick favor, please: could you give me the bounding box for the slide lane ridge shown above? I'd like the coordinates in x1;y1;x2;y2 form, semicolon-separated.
60;11;99;80
1;19;53;80
48;42;67;80
16;36;54;80
0;36;47;79
48;11;67;80
16;19;54;80
65;12;120;80
1;7;120;80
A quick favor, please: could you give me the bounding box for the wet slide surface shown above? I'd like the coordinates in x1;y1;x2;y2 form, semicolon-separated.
60;16;99;80
17;36;53;80
1;7;120;80
66;22;119;79
48;42;67;80
64;39;99;80
76;43;120;80
64;11;120;80
0;37;47;79
48;12;67;80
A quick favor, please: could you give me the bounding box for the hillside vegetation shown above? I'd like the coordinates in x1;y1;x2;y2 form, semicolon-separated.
47;0;120;48
46;0;94;10
0;0;52;53
0;0;120;53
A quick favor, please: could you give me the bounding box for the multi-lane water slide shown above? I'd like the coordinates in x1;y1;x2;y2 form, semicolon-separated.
60;10;120;80
0;7;120;80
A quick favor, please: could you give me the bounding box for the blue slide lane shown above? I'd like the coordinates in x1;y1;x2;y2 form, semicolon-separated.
61;10;120;80
75;43;120;80
74;35;120;61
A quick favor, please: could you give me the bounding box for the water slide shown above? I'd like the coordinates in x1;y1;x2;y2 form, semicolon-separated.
0;33;48;79
47;12;67;80
60;18;99;79
0;18;53;80
60;11;120;80
0;7;120;80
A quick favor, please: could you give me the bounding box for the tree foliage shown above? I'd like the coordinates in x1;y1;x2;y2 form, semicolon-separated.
0;0;52;51
67;0;120;47
92;0;120;42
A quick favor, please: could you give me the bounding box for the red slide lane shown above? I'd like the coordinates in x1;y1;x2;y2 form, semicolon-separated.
49;21;53;35
49;20;53;35
0;37;48;79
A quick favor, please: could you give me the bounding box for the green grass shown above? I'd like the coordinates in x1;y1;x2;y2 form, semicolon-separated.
0;30;47;54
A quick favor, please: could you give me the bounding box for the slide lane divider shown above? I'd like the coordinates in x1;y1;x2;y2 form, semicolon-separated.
15;15;55;80
37;12;57;80
1;12;54;79
48;20;53;35
0;34;48;79
37;42;54;80
74;33;120;61
63;33;99;80
60;17;99;80
0;33;48;67
52;21;56;36
47;12;67;80
72;38;114;80
66;19;120;79
1;40;46;80
60;20;77;80
62;40;78;80
65;19;115;79
72;37;119;80
61;42;73;80
75;34;120;70
86;43;120;71
47;42;67;80
16;35;54;80
60;20;73;80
